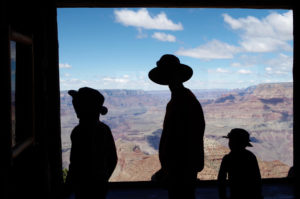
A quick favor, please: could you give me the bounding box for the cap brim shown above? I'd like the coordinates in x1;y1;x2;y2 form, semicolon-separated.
100;106;108;115
223;135;253;147
247;142;253;147
148;64;193;85
68;90;78;97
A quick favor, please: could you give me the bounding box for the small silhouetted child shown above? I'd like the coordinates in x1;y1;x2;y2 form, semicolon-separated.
65;87;117;199
218;128;263;199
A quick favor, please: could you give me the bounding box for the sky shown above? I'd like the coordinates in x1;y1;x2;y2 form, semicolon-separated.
57;8;293;91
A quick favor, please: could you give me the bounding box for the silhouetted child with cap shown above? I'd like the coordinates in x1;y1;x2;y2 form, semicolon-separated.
218;128;263;199
65;87;117;199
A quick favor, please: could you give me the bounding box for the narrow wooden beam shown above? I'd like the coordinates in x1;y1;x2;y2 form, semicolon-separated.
56;0;294;9
11;31;32;45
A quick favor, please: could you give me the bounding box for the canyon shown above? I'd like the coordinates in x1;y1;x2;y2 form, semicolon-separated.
60;82;293;181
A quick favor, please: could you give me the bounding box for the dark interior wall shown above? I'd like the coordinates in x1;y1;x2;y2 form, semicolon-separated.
0;1;63;199
0;1;13;199
32;2;64;198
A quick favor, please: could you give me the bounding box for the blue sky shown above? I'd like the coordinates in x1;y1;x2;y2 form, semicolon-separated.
58;8;293;91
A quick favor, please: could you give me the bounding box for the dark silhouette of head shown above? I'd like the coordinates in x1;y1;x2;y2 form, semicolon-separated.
68;87;107;120
148;54;193;86
223;128;253;151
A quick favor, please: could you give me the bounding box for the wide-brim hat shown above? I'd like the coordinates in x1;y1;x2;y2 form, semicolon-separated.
68;87;108;115
223;128;253;147
148;54;193;85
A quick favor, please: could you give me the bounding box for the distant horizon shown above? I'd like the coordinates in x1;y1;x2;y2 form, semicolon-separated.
59;81;293;92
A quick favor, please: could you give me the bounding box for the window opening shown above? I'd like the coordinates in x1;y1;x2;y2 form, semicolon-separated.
58;8;294;181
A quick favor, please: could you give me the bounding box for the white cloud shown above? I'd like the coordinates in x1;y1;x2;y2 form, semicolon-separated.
99;74;157;90
240;37;292;53
265;53;293;75
103;77;129;83
265;67;272;72
114;8;183;31
176;39;241;60
136;28;148;39
266;11;293;40
264;79;273;83
152;32;176;42
59;63;72;68
59;73;162;91
208;67;230;74
223;11;293;53
237;54;264;67
216;68;229;73
231;62;242;67
237;69;252;74
60;78;88;90
177;11;293;60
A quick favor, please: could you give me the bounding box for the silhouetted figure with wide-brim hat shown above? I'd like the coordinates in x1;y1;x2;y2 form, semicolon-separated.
218;128;263;199
149;55;205;199
148;54;193;85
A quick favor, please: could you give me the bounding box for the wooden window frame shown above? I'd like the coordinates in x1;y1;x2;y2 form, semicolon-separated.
56;5;295;184
9;29;35;159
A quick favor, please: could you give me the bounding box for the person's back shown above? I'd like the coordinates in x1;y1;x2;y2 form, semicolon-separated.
220;149;262;199
69;121;117;186
218;128;263;199
160;87;204;172
65;87;117;199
